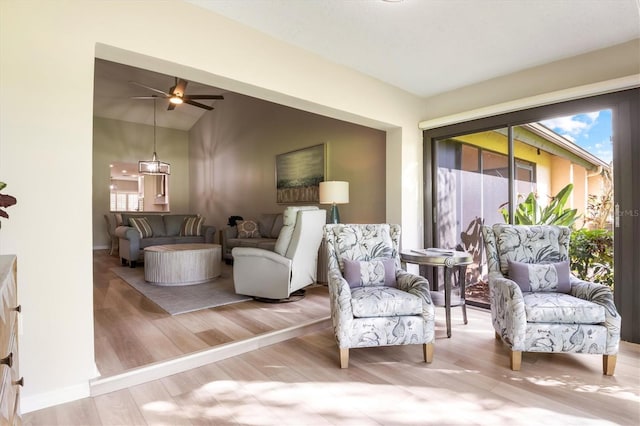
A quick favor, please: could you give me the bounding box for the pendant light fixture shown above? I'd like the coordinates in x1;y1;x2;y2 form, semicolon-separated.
138;97;170;175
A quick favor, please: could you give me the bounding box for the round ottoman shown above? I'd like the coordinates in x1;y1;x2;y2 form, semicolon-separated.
144;243;221;286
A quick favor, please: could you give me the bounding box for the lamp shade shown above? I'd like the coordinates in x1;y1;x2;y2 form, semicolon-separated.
319;181;349;204
138;154;170;175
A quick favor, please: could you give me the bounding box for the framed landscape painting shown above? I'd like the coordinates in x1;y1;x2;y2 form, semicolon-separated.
276;144;326;203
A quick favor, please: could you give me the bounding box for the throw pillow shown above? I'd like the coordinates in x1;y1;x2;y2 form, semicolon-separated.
129;217;153;239
508;259;571;293
343;258;397;289
180;216;204;237
237;220;261;238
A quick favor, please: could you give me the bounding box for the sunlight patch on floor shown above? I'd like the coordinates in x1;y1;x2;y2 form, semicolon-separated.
139;379;620;425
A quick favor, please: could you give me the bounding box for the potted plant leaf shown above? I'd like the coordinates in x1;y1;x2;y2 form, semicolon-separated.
0;182;17;228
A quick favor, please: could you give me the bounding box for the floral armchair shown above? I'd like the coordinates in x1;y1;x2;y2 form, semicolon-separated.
481;224;621;375
324;224;435;368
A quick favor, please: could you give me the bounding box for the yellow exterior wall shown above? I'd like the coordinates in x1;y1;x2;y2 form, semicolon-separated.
454;130;599;219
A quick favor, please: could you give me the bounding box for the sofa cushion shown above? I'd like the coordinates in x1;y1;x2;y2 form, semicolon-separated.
164;215;197;236
343;258;397;289
140;237;175;248
144;215;167;237
508;260;571;293
350;286;422;317
237;220;261;238
174;235;208;244
258;213;282;239
180;216;204;236
130;217;153;238
523;292;606;324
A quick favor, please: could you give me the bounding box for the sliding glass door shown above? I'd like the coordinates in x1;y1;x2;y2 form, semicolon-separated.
424;92;634;314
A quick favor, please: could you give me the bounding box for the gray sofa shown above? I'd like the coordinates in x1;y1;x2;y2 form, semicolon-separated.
115;213;216;267
221;213;284;263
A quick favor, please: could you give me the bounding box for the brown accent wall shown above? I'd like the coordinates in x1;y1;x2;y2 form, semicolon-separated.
189;92;386;232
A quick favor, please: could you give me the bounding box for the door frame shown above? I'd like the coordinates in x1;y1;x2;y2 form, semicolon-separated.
423;88;639;343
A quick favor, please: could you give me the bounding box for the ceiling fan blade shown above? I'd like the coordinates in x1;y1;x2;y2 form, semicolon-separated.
172;78;188;97
131;96;159;100
129;80;171;97
167;102;177;111
184;99;214;110
184;95;224;100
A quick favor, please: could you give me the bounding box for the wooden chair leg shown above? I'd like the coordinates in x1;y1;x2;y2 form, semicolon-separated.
339;348;349;369
510;350;522;371
423;343;434;363
603;354;617;376
495;331;501;340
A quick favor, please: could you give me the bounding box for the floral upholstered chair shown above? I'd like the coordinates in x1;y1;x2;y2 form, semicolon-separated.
324;224;435;368
481;224;621;375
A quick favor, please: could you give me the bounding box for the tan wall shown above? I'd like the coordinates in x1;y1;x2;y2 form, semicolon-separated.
189;92;386;231
93;117;191;248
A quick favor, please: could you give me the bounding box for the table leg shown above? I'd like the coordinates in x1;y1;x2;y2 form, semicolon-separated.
445;266;452;338
459;265;468;325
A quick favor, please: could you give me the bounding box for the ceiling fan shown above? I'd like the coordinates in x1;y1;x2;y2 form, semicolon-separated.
130;77;224;111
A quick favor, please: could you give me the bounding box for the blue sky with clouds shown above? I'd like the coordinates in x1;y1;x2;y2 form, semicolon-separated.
541;109;612;164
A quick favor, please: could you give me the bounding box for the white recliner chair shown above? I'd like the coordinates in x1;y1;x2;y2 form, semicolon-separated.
232;206;326;301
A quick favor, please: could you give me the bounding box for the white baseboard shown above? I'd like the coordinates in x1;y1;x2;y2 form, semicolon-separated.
21;382;91;414
90;316;331;397
93;244;109;250
20;317;331;413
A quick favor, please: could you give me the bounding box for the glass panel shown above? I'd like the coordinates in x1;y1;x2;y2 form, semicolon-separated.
433;109;614;307
537;110;614;290
436;131;510;307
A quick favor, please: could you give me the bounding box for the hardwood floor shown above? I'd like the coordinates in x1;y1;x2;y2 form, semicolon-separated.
23;250;640;425
92;249;331;377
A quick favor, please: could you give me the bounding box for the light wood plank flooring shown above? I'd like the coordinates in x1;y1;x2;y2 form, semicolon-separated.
23;250;640;425
25;305;639;425
92;249;331;377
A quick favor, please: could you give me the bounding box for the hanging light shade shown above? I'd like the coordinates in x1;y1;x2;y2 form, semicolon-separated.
139;97;170;175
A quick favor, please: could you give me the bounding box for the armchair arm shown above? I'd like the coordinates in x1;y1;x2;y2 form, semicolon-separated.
221;226;237;257
231;247;292;299
202;225;216;244
489;271;528;351
396;270;435;321
327;268;355;347
115;225;141;262
222;226;237;239
570;276;621;354
115;225;139;241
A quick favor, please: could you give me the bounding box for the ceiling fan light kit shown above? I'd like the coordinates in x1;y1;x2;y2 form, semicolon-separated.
130;77;224;111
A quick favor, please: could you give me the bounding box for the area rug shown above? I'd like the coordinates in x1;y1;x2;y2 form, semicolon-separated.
111;266;252;315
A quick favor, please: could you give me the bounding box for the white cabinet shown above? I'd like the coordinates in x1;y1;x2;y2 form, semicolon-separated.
0;255;21;425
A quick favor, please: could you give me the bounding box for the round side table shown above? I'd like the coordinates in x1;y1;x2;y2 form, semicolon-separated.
401;249;472;338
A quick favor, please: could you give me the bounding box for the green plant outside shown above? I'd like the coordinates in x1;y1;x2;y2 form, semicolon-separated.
500;183;579;227
500;182;613;288
570;228;614;289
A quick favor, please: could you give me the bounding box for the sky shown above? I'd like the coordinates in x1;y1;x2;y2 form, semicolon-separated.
541;109;613;164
